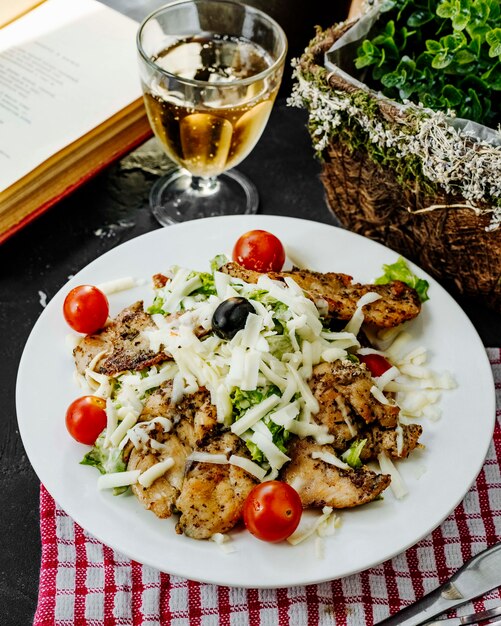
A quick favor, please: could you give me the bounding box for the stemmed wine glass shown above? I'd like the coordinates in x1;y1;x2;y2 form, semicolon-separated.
137;0;287;226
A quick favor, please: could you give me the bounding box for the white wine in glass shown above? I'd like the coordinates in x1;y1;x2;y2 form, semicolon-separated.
137;0;287;225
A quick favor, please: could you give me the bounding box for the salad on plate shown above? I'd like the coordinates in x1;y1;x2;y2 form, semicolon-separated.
62;229;454;547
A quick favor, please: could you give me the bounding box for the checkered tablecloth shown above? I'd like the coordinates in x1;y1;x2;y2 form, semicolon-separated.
34;349;501;626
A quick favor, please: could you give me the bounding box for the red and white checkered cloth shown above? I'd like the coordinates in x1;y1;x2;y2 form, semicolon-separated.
34;349;501;626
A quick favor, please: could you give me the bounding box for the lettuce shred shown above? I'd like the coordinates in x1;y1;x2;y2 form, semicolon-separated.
375;257;429;302
341;439;367;469
81;431;128;495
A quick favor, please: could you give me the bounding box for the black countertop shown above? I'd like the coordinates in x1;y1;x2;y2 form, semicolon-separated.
2;100;500;626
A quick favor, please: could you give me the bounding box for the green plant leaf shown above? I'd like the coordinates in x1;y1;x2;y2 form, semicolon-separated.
355;54;375;69
352;0;499;126
382;70;406;88
487;0;500;20
425;39;442;53
442;83;463;105
436;0;454;19
432;50;453;68
441;31;467;51
454;48;476;63
407;9;434;26
486;29;501;57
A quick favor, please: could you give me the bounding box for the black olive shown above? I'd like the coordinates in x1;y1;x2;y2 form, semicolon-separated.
212;297;255;340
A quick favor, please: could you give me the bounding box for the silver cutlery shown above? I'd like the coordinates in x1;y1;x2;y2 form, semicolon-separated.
375;542;501;626
425;605;501;625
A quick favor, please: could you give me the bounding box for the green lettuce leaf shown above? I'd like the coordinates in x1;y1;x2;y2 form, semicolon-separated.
375;257;430;302
246;440;265;463
341;439;367;469
81;431;128;496
210;254;229;271
81;431;125;475
147;295;165;315
189;271;217;297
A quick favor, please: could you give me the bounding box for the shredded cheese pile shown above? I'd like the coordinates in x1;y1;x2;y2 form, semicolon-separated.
73;262;455;517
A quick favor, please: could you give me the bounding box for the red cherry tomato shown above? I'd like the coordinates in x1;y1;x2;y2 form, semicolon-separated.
63;285;109;334
66;396;107;445
243;481;302;543
232;230;286;272
359;353;392;377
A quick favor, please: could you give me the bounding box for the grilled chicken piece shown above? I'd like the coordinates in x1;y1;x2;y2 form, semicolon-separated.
127;382;220;520
221;262;421;328
360;423;423;461
128;431;189;519
309;361;400;430
74;301;170;376
139;383;217;446
175;433;257;539
281;439;390;508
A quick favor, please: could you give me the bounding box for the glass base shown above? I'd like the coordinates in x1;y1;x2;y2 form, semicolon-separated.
150;168;259;226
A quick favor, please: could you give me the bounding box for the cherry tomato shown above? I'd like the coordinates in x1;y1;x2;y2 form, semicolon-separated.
66;395;107;445
63;285;109;334
232;230;285;272
359;353;392;377
243;481;302;542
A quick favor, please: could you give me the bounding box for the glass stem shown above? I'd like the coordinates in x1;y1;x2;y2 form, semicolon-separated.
190;175;218;196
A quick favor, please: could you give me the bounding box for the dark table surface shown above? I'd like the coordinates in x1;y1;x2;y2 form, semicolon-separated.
2;97;500;626
2;3;500;625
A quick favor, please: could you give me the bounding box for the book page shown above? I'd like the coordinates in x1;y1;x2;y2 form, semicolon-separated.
0;0;142;192
0;0;46;28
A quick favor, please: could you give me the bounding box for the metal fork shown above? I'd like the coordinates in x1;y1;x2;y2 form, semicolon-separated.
425;604;501;625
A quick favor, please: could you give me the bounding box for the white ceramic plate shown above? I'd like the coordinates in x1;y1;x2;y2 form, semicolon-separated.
16;215;496;588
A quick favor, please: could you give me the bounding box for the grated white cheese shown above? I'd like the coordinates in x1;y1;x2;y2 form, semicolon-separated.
103;398;118;448
38;290;48;308
138;458;175;488
395;423;404;457
335;396;357;438
311;450;350;470
97;470;140;490
229;455;267;480
344;292;381;336
378;452;408;499
373;366;400;391
370;385;390;405
210;533;236;554
110;411;139;447
96;277;136;295
187;452;228;464
250;431;290;470
230;395;281;437
287;507;337;546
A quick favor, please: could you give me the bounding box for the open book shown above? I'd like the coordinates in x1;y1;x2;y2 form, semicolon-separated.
0;0;152;243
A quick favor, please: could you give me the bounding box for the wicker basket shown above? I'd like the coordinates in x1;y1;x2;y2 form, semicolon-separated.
298;23;501;312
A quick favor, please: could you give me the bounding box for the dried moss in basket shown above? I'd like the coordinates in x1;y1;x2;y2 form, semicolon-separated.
289;14;501;231
354;0;501;127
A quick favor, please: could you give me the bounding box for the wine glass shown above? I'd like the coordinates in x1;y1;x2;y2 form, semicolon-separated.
137;0;287;226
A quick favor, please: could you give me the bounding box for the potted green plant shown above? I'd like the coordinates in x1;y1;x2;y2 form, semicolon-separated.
291;0;501;310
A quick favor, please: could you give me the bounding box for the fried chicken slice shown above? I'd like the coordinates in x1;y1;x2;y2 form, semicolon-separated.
126;382;220;520
139;382;217;446
221;262;421;327
360;423;423;461
175;432;257;539
309;361;400;429
128;430;189;519
281;439;390;508
74;301;170;376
